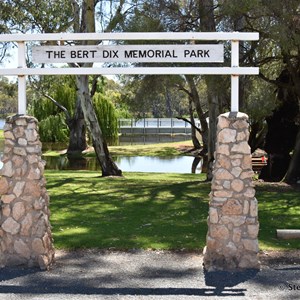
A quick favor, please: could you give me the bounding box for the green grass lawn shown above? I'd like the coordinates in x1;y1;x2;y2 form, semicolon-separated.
46;170;300;251
43;140;193;157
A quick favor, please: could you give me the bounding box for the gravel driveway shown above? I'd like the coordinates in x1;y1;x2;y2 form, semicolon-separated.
0;250;299;300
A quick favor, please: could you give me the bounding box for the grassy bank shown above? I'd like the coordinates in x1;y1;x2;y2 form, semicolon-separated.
43;140;194;157
46;170;300;251
107;141;193;157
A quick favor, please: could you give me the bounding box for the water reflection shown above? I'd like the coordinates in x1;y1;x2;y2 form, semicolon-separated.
43;155;203;174
0;134;204;174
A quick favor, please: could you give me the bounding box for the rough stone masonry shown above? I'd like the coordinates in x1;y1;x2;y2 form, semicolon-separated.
0;115;54;270
203;112;259;271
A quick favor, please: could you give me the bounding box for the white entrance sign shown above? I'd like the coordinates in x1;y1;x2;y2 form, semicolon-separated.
0;32;259;114
32;44;224;63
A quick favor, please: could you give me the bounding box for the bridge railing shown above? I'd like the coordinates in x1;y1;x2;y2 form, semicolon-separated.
118;118;200;128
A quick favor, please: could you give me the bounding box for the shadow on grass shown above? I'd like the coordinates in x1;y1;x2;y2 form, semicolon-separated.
46;171;300;251
255;184;300;250
46;171;210;250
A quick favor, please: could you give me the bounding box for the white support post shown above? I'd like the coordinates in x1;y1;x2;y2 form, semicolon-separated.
231;40;239;112
18;41;26;115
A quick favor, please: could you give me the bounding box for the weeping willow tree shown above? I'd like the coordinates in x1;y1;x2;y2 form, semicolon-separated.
93;92;119;146
30;82;76;143
31;81;119;147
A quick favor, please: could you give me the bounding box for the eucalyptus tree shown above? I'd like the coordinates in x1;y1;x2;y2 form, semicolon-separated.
0;0;127;176
219;0;300;183
70;0;122;176
121;0;224;179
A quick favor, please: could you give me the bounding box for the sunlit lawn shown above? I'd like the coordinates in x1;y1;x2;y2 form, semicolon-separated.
46;170;300;251
43;140;194;157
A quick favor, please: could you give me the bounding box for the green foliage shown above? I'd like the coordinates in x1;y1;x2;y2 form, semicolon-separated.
103;79;133;119
93;92;119;145
38;113;69;143
0;0;73;34
244;77;277;123
30;76;76;143
0;77;17;117
122;75;189;118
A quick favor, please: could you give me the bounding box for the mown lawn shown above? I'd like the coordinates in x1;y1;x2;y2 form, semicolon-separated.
46;170;300;251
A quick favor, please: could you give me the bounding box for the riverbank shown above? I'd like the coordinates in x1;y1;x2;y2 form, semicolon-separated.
42;140;195;157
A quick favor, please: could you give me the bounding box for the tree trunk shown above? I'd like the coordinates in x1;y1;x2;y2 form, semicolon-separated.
259;69;299;182
75;75;122;176
188;98;201;149
72;0;122;176
67;97;87;156
284;129;300;184
192;157;201;174
185;75;209;152
248;121;267;153
198;0;219;181
206;85;220;181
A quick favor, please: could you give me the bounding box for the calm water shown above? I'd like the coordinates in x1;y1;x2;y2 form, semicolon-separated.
43;155;203;174
0;139;203;174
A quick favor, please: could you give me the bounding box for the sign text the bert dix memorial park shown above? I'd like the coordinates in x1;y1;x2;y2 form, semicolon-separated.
0;32;259;114
32;44;224;63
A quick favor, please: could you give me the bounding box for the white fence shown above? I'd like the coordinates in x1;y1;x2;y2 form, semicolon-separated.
118;118;196;136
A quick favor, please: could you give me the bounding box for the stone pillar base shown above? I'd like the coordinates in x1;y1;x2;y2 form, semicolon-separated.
0;115;55;270
203;112;259;271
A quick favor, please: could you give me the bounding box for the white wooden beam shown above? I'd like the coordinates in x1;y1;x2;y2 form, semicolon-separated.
0;67;259;76
17;41;27;115
231;40;240;112
0;32;259;42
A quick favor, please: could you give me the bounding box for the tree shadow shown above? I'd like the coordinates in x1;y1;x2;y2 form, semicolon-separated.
204;268;259;296
0;262;247;297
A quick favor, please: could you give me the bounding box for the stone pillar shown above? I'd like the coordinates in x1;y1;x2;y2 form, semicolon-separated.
0;115;54;270
203;112;259;271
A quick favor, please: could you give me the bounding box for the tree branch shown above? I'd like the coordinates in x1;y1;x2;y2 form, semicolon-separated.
43;94;71;121
90;75;101;97
176;116;203;135
175;83;193;98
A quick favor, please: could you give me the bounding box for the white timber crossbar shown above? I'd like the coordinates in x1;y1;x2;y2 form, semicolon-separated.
0;32;259;114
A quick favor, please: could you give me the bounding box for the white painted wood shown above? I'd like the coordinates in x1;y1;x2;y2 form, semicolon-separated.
17;41;27;115
231;40;239;67
231;76;239;112
231;41;240;112
277;229;300;240
0;31;259;113
32;44;224;63
0;67;259;76
0;32;259;42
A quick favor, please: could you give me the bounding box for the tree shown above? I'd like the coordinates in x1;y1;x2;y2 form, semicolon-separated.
130;0;225;179
1;0;126;176
120;1;218;161
219;0;300;183
93;92;119;145
0;77;18;117
71;0;122;176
